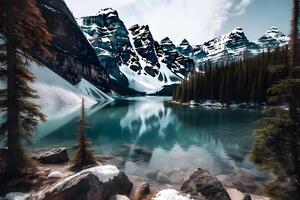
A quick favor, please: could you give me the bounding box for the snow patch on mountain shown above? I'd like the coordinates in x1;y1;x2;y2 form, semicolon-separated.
29;62;97;118
76;78;113;102
255;26;289;49
120;61;181;94
182;26;289;67
78;9;193;95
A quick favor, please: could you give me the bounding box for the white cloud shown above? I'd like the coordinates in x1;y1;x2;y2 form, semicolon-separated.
65;0;253;44
234;0;253;16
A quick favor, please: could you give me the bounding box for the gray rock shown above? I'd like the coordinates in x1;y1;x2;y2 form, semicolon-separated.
134;183;151;200
156;172;170;184
180;168;231;200
145;170;158;180
168;171;186;184
43;169;132;200
36;148;69;164
122;144;152;157
243;194;252;200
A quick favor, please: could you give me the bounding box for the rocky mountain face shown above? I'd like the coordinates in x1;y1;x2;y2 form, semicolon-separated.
255;26;289;49
78;8;194;95
74;6;289;94
37;0;110;92
178;26;289;68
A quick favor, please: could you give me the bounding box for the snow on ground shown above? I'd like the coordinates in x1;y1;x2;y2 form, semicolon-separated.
48;171;63;178
50;165;120;192
153;189;192;200
84;165;120;182
3;192;29;200
75;78;113;103
29;62;97;119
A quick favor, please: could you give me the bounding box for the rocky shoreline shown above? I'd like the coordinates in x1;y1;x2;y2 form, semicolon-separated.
171;100;265;110
0;148;270;200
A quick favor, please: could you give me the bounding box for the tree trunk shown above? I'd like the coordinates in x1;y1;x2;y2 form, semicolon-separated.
4;0;25;179
289;0;300;190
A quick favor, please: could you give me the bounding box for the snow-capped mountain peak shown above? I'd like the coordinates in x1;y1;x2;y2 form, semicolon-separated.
78;10;194;95
177;39;193;56
232;26;244;34
177;26;289;68
161;37;173;44
179;39;192;47
265;26;286;37
187;26;251;65
98;8;117;16
256;26;289;49
160;37;176;52
77;7;289;94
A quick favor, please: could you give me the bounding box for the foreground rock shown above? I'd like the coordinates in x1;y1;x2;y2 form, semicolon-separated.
226;188;270;200
35;148;69;164
43;165;132;200
133;183;152;200
122;144;152;157
181;168;231;200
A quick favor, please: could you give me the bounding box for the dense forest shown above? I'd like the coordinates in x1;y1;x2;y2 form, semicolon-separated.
172;46;291;104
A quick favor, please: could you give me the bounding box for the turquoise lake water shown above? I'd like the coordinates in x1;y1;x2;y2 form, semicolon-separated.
34;97;270;193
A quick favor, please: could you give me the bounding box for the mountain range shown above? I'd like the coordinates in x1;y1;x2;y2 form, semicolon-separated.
77;8;289;95
77;8;195;95
2;1;289;98
179;26;289;68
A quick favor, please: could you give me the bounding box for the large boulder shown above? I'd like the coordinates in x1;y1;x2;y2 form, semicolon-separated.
35;148;69;164
180;168;231;200
43;165;132;200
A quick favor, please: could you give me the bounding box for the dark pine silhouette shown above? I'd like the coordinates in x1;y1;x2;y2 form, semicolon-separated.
0;0;52;179
251;0;300;199
172;46;290;105
72;98;97;170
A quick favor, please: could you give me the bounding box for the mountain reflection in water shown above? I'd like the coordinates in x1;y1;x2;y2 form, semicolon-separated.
34;97;269;194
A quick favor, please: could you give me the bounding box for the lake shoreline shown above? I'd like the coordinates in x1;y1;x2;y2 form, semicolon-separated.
171;100;265;110
0;147;270;200
32;97;269;196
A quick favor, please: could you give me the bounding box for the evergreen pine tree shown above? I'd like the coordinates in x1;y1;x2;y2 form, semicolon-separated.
0;0;52;179
72;98;97;170
251;0;300;199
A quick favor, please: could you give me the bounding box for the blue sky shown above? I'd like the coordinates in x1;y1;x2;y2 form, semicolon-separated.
65;0;291;45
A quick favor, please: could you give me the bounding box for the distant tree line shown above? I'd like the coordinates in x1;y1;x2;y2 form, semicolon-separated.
172;46;292;105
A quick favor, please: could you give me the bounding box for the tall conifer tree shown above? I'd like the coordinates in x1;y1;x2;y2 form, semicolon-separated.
251;0;300;199
72;98;97;170
0;0;52;179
